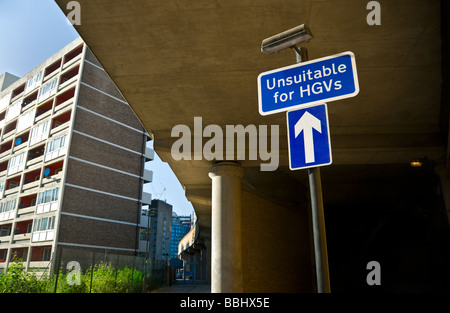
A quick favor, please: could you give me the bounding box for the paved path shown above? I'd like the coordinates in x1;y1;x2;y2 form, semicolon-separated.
150;282;211;293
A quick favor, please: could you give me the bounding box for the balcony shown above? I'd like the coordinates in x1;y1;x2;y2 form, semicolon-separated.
54;86;75;112
139;214;151;228
7;152;26;176
0;160;8;177
12;219;33;245
12;131;30;153
145;147;154;161
10;83;25;103
4;175;21;196
2;120;17;140
22;168;41;191
0;234;11;247
32;230;54;243
50;109;72;135
9;247;28;261
0;248;7;262
43;59;62;82
0;140;13;160
17;193;37;218
142;169;153;183
63;44;83;69
36;201;58;215
42;160;64;186
5;101;22;124
26;144;45;169
44;134;68;162
0;210;15;222
58;65;79;91
21;91;38;111
30;246;52;267
29;121;50;147
35;99;53;122
141;192;152;205
0;224;12;246
0;111;5;128
17;205;35;218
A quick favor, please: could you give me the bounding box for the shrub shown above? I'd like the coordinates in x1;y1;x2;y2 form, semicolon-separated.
0;259;150;293
0;256;47;293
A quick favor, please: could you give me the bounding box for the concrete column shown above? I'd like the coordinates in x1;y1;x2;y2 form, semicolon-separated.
209;162;244;293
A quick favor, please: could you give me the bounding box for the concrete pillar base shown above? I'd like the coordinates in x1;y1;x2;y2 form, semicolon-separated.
209;162;244;293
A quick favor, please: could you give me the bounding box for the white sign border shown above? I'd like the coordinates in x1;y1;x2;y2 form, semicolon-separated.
258;51;359;116
286;103;333;171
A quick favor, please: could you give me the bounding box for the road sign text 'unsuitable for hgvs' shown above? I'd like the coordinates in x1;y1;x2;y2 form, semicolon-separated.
258;51;359;115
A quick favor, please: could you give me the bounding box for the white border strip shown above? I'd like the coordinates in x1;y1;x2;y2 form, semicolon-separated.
57;242;135;252
64;183;138;201
69;156;140;178
72;130;142;155
80;81;128;105
61;211;137;226
84;59;105;71
77;105;144;134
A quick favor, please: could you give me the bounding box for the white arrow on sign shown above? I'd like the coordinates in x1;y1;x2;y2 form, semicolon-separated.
294;111;322;163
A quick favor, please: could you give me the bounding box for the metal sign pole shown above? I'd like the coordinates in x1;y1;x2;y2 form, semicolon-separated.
293;46;331;293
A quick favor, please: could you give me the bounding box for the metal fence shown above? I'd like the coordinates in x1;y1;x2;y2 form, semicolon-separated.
1;245;175;292
50;246;167;293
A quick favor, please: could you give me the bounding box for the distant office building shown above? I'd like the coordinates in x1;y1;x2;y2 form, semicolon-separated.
148;199;172;269
170;212;191;268
0;38;154;273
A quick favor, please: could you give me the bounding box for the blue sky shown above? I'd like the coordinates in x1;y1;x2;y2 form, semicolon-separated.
0;0;194;216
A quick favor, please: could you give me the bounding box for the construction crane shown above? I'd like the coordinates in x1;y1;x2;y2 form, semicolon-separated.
155;183;166;202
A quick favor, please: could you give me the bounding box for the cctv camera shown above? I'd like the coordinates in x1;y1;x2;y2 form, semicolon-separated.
261;24;313;54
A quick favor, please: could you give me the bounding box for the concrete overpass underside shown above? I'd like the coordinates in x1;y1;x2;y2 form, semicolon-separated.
56;0;450;292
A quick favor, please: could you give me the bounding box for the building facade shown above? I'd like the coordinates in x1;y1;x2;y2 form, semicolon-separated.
170;212;191;269
148;199;172;269
0;37;153;273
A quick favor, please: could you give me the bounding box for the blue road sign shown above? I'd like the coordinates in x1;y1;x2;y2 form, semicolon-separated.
258;51;359;115
287;103;332;170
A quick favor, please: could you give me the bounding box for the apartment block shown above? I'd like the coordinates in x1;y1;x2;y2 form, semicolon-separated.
0;37;153;273
148;200;173;269
170;213;191;269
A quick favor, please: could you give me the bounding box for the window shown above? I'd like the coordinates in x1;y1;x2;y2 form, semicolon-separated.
7;152;26;175
0;94;10;112
46;134;67;154
5;101;21;123
8;180;19;189
36;186;59;214
16;109;36;133
37;187;59;205
43;247;52;261
32;215;55;242
32;216;55;232
0;199;16;214
0;226;10;237
29;120;50;146
38;77;58;102
24;71;43;94
0;198;16;222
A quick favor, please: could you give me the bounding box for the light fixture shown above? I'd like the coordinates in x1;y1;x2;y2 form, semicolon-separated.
261;24;313;54
410;158;423;167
